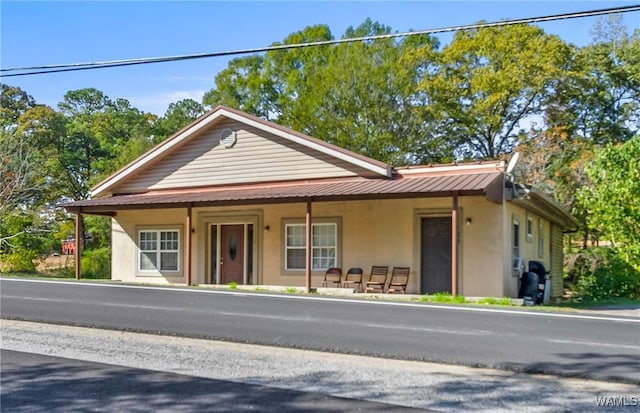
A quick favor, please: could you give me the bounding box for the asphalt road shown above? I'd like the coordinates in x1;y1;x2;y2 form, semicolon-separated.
1;278;639;383
1;349;424;412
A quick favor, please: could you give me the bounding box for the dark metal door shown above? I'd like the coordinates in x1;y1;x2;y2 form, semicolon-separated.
220;225;244;284
421;217;452;294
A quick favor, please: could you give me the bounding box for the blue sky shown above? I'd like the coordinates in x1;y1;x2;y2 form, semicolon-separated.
1;1;638;116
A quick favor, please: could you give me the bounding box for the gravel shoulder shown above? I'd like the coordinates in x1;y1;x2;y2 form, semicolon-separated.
1;319;637;412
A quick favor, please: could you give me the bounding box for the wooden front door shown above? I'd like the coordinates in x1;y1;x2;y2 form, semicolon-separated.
220;224;244;284
421;217;452;294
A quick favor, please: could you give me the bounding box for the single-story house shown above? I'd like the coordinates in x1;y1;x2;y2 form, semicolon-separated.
63;106;578;299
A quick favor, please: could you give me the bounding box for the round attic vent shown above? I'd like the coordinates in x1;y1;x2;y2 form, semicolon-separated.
219;128;237;148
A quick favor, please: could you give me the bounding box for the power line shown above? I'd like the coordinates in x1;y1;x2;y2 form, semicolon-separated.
2;4;639;78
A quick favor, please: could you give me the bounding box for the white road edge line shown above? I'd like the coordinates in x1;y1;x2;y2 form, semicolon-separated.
2;277;639;323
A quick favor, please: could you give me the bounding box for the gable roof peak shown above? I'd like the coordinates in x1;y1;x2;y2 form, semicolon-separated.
90;106;392;198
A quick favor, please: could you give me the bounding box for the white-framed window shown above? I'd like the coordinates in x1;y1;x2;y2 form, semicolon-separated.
284;222;338;271
526;212;534;243
138;229;180;273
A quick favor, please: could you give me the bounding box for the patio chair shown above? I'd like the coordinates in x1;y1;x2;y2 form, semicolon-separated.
322;267;342;287
364;265;389;293
387;267;410;294
341;267;364;292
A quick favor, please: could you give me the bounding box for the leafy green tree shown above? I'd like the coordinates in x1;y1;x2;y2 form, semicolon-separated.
54;89;155;197
92;98;155;173
265;24;334;124
55;88;112;199
416;24;571;159
54;90;154;255
547;16;639;146
579;135;640;266
519;17;640;248
568;135;640;299
1;84;36;127
281;20;444;164
204;20;444;164
204;54;276;119
0;86;61;267
153;98;205;141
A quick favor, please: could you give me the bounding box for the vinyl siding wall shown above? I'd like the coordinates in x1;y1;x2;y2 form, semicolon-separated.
550;225;564;299
114;119;374;194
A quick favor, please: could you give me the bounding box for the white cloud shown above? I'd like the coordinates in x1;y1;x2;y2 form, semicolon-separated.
129;89;207;116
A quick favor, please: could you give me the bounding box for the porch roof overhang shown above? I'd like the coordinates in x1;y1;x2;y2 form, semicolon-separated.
63;172;504;215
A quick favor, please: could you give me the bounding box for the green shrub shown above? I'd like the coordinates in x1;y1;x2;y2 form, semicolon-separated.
228;281;237;289
80;247;111;279
566;247;640;300
0;250;37;272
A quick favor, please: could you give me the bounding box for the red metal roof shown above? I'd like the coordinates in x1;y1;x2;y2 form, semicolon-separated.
64;172;503;213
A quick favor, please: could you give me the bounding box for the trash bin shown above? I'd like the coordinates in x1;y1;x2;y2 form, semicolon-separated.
519;271;538;306
528;260;550;305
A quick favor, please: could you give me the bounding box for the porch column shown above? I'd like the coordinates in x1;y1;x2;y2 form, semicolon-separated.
74;209;83;280
185;205;193;285
305;198;312;293
451;193;459;296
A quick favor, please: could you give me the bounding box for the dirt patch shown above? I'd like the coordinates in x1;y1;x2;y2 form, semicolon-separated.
35;255;75;272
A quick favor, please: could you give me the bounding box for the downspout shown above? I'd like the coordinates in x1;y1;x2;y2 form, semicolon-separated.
75;209;83;280
305;198;312;293
186;204;193;286
451;192;459;296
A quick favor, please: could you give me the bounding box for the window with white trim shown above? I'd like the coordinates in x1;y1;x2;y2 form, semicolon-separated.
285;222;337;270
138;229;180;273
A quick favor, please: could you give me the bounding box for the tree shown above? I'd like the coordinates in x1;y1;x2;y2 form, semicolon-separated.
0;86;61;267
55;88;112;200
416;24;571;159
277;20;444;164
153;98;205;141
518;17;640;248
0;84;36;127
579;135;640;265
547;16;639;146
203;20;444;164
92;98;155;173
53;89;156;197
568;135;640;299
204;54;275;119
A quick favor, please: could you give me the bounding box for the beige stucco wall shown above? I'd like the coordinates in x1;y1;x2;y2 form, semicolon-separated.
459;197;505;297
259;199;423;291
504;203;552;297
111;208;187;284
111;196;513;296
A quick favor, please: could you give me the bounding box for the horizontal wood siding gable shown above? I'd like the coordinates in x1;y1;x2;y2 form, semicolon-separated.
115;119;371;193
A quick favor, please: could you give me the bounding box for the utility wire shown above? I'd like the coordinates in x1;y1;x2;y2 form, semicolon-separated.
2;4;639;77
